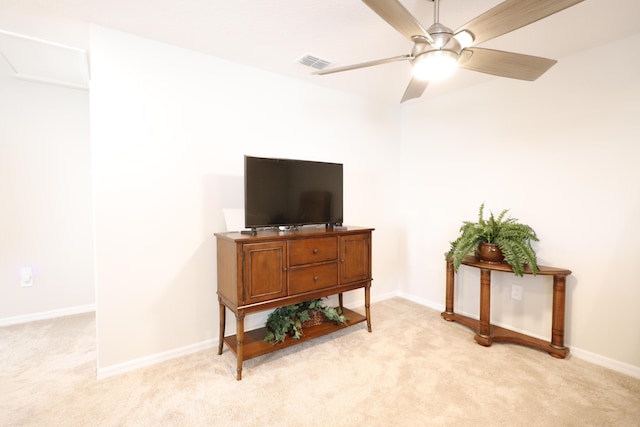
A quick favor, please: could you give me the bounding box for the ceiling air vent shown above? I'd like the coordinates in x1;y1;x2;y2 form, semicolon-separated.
0;30;90;90
297;54;331;70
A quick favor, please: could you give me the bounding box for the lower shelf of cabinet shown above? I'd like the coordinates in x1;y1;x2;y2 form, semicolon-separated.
223;307;367;361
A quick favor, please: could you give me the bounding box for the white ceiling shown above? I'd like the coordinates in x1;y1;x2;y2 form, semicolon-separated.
1;0;639;102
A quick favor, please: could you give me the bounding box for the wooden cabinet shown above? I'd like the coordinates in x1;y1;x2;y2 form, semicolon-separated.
215;226;373;380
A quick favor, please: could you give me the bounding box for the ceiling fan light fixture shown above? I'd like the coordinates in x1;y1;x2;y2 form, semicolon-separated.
412;49;458;81
454;30;475;49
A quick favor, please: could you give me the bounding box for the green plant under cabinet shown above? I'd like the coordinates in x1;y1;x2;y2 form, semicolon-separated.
446;203;539;277
264;299;348;344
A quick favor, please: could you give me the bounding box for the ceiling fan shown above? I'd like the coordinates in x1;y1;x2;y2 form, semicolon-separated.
314;0;585;103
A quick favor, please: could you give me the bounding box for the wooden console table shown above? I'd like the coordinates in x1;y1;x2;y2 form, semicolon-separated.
441;255;572;358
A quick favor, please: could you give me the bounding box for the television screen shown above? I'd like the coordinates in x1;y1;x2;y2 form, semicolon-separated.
244;156;343;229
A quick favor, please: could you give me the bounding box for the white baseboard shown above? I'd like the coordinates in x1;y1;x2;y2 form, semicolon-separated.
570;346;640;379
371;290;402;304
0;304;96;327
397;291;444;312
97;339;218;380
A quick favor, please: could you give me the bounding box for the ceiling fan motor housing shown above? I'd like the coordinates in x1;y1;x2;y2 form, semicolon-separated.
411;23;462;66
427;22;455;49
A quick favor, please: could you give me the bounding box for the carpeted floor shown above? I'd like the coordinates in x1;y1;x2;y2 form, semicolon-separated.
1;298;639;426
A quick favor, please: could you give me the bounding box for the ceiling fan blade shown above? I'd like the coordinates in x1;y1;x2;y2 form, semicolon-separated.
456;0;584;46
362;0;433;43
313;55;410;75
459;48;557;81
400;77;429;103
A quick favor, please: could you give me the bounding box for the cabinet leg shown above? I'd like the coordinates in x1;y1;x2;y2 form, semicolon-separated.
218;300;226;355
364;285;372;333
236;311;245;381
338;293;344;314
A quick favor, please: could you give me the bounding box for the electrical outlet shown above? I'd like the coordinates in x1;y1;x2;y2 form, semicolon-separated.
511;284;523;300
20;267;33;287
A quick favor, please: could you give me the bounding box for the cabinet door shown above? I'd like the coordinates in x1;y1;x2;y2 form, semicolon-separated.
339;233;371;284
242;241;287;304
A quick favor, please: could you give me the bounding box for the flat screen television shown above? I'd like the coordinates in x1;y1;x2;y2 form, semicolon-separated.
244;155;343;230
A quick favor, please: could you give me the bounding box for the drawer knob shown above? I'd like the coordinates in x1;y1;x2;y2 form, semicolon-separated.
313;248;318;254
313;276;319;281
283;267;288;272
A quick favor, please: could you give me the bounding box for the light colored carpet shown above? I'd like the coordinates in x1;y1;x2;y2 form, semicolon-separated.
1;298;639;426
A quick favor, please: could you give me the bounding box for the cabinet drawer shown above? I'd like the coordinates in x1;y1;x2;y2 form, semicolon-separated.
289;237;338;266
289;262;338;294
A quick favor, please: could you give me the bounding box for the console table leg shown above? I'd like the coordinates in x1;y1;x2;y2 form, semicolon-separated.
551;275;567;353
443;259;455;318
236;311;245;381
475;268;493;346
218;300;226;355
441;259;456;322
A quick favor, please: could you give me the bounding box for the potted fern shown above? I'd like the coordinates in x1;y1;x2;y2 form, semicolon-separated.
446;203;539;276
263;298;348;344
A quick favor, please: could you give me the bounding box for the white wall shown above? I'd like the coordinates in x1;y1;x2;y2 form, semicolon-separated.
89;26;402;374
0;77;94;324
399;34;640;374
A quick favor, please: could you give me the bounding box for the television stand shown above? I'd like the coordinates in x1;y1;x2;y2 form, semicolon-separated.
215;226;373;380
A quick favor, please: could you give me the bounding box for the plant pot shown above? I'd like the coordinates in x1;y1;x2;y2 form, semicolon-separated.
301;310;325;328
477;243;505;263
